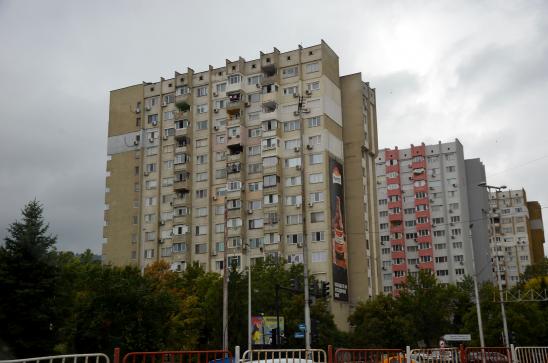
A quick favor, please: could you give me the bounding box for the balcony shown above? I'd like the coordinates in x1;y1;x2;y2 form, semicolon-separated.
173;215;190;226
174;162;189;172
388;213;403;222
226;162;241;175
260;108;279;123
261;73;278;86
262;91;278;109
226;91;246;115
227;152;244;163
173;178;190;192
175;128;189;138
172;234;189;244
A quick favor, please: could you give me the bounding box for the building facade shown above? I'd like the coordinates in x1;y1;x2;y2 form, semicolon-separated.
527;201;545;265
488;189;545;287
102;41;379;328
375;140;491;294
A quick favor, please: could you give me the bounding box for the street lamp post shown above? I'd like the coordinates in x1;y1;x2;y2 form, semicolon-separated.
478;182;510;347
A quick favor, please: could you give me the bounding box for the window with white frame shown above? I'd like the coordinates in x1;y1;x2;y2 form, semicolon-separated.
286;195;302;206
309;154;323;164
308;135;321;145
309;173;323;183
311;231;325;242
308;116;320;127
197;104;208;114
307;81;320;91
310;212;325;223
282;66;298;78
285;157;302;168
286;214;303;225
305;62;319;73
309;192;324;203
286;176;302;186
216;83;226;93
284;120;301;132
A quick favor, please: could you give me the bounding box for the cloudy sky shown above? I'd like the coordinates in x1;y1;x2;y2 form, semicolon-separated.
1;0;547;255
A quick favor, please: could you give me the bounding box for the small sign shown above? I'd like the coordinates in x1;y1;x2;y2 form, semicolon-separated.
294;332;305;339
298;323;306;332
443;334;471;341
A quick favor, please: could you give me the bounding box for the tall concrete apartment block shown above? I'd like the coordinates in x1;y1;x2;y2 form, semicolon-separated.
488;189;545;287
102;41;380;328
375;140;491;294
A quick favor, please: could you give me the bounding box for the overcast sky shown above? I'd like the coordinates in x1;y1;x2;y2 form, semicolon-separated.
1;0;547;255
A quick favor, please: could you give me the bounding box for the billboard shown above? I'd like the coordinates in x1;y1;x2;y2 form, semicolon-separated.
329;157;349;301
251;315;285;345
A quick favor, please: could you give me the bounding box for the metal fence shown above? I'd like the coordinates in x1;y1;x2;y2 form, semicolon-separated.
514;347;548;363
0;354;110;363
241;349;327;363
464;347;511;363
334;348;405;363
122;351;231;363
408;348;460;363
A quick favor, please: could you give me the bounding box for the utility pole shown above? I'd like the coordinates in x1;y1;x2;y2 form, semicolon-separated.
222;198;229;351
469;226;485;348
478;182;509;347
297;93;312;350
248;245;252;351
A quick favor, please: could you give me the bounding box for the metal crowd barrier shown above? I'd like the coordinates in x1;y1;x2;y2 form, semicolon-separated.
241;349;327;363
514;347;548;363
122;351;231;363
334;348;405;363
0;354;110;363
408;348;460;363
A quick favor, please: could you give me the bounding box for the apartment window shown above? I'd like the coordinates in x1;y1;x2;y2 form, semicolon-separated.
172;243;186;253
305;62;320;73
195;189;207;199
132;215;138;225
216;135;226;144
144;197;156;207
287;214;303;225
432;217;444;224
196;86;207;97
175;119;189;129
248;181;262;191
176;86;189;96
212;81;227;93
416;204;428;211
309;192;324;203
214;169;226;179
247;75;262;85
175;207;188;216
228;74;241;84
196;138;207;148
304;82;320;93
285;139;301;150
196;154;207;165
387;184;399;190
311;251;327;263
378;199;388;206
145;163;156;173
248;145;261;156
380;211;389;217
308;135;321;145
215;118;227;128
144;249;154;259
284;120;301;132
196;172;208;182
195;243;207;254
195;225;207;236
433;230;445;237
249;237;263;249
264;194;279;205
263;175;278;187
380;223;389;230
148;114;158;125
450;216;460;223
282;194;301;206
405;220;416;227
311;231;325;242
282;66;298;78
309;173;323;184
264;233;280;245
451;228;462;236
455;268;465;275
248;163;262;174
418;229;430;236
145;231;156;241
454;255;464;262
285;157;302;168
227;180;241;191
249;218;264;229
145;180;157;189
196;104;208;114
248;200;262;210
309;154;323;165
146;146;158;156
215;223;224;234
286;176;302;187
287;234;304;245
310;211;325;223
262;137;278;150
304;117;322;131
452;242;463;249
283;86;298;96
228;218;242;229
435;256;448;263
405;232;417;239
214;99;226;109
197;120;208;130
435;243;447;250
249;127;262;138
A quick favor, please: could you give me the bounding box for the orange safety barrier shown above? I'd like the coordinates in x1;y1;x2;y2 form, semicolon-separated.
122;351;232;363
334;348;405;363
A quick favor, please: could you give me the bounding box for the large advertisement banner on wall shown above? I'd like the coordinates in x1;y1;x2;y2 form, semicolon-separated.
329;157;349;301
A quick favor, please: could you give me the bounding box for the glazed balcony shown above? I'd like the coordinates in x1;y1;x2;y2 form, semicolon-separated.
173;178;190;192
226;162;241;175
262;91;278;109
226;91;247;115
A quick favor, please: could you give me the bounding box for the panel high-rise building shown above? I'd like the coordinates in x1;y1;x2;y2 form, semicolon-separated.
488;189;545;287
102;41;380;328
375;140;492;294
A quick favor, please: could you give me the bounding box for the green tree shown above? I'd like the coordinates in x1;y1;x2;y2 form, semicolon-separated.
0;200;59;357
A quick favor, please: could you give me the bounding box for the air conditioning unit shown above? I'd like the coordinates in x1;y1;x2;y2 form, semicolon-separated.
305;90;312;96
160;220;165;225
133;140;139;146
247;209;253;214
294;147;300;152
149;137;154;143
144;171;150;176
256;83;261;88
293;93;300;98
452;183;457;187
213;92;218;97
293;111;300;116
169;201;174;206
135;108;141;114
302;108;310;113
212;196;218;201
297;241;303;248
213;126;219;131
145;105;151;111
245;102;251;107
162;101;168;107
158;239;164;244
306;144;313;150
308;202;314;207
429;199;434;203
296;165;302;171
211;251;217;256
163;135;168;140
214;108;219;113
295;204;301;209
